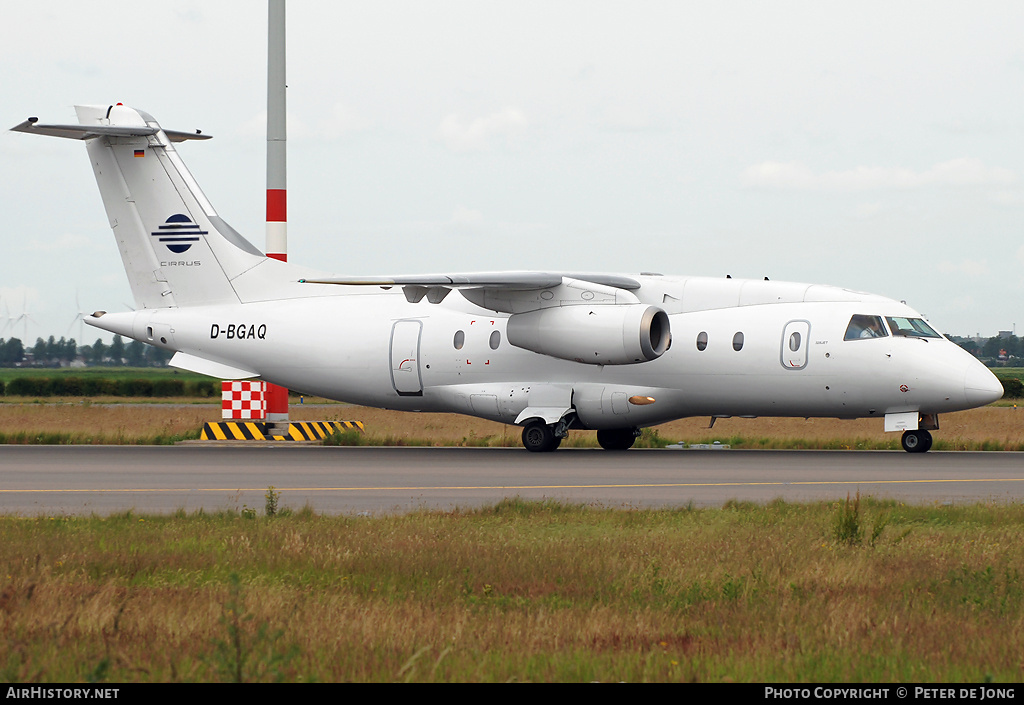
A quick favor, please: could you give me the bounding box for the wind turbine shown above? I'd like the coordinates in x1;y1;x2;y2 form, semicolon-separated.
0;298;11;335
13;294;37;343
67;290;89;342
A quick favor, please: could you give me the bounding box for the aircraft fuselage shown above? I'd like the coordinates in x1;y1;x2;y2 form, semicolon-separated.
89;275;999;432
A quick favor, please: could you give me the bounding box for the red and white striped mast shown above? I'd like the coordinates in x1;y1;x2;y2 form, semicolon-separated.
265;0;289;425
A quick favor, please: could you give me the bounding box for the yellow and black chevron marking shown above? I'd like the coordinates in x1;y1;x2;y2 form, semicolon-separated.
200;420;363;441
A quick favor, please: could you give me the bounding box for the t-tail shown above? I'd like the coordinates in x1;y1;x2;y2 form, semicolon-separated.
11;104;316;309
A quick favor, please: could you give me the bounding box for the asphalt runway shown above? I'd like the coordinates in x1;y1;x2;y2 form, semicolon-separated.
0;445;1022;516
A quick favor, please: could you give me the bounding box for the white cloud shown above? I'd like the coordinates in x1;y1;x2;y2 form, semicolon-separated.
599;104;652;132
237;111;269;139
989;189;1024;206
743;158;1015;191
437;107;528;152
853;202;884;219
450;206;484;228
936;259;989;277
322;103;371;134
236;104;370;140
441;206;487;239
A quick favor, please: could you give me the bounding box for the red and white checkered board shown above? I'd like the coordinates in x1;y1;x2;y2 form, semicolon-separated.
221;381;267;419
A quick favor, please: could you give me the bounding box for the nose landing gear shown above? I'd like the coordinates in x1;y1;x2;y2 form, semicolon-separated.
901;429;933;453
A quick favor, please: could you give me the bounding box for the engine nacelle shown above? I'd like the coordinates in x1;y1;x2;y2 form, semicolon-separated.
506;304;671;365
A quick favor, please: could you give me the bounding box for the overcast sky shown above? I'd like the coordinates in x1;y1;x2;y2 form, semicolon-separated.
2;1;1022;343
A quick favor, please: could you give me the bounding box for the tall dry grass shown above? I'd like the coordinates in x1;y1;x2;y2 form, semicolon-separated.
654;406;1024;451
1;499;1023;682
0;402;1020;449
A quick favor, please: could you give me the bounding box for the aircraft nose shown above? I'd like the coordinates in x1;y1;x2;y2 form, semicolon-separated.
964;363;1004;407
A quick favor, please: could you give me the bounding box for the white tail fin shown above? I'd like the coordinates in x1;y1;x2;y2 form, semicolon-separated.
78;104;269;308
12;104;312;309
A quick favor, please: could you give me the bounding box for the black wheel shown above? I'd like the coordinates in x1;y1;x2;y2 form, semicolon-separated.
522;421;559;452
901;429;932;453
597;428;637;451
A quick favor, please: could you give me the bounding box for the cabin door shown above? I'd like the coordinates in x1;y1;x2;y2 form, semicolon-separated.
390;320;423;396
781;320;811;370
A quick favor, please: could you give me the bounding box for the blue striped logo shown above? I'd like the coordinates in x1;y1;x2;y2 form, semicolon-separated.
152;214;207;253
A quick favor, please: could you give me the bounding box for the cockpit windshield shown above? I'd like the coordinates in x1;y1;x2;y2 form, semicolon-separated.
885;317;942;339
844;314;888;340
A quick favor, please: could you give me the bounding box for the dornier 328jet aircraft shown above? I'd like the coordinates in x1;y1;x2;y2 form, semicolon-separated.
12;105;1004;452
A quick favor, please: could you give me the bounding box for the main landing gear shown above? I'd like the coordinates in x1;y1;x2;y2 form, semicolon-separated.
901;429;933;453
521;419;641;452
521;420;562;453
596;428;640;451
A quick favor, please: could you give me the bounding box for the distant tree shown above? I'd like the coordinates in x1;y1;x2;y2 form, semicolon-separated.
32;337;47;364
983;337;1003;359
109;335;125;366
956;339;980;356
1;338;25;366
1007;335;1022;359
127;339;146;367
91;338;107;365
45;336;59;362
144;343;173;366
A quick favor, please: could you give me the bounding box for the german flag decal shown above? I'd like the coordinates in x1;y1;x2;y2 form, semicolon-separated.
134;149;145;158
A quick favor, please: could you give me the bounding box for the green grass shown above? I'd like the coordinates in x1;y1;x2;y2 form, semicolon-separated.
0;367;211;383
0;429;200;445
2;498;1024;682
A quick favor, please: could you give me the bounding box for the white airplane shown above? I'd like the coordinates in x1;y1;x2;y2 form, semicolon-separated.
12;104;1004;452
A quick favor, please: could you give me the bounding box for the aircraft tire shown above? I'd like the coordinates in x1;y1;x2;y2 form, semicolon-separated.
597;428;637;451
522;421;559;452
901;429;933;453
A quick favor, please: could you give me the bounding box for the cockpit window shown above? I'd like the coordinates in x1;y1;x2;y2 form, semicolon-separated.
885;317;942;339
844;314;888;340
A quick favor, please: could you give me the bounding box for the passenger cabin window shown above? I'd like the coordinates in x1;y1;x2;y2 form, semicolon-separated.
885;317;942;339
453;330;465;350
844;315;888;341
732;332;744;351
489;331;501;350
696;332;708;351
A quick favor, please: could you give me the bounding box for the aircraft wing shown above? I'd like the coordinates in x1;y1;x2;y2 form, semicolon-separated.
299;272;643;313
300;272;640;289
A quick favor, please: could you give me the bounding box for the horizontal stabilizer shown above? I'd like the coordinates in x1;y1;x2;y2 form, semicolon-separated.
10;118;211;142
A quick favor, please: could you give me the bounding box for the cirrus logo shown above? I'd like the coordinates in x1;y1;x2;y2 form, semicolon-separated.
151;214;207;253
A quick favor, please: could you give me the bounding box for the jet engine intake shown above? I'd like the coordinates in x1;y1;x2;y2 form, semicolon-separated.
506;304;670;365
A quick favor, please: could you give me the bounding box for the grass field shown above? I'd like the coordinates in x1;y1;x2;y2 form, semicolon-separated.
0;367;211;383
0;402;1020;449
2;498;1023;682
